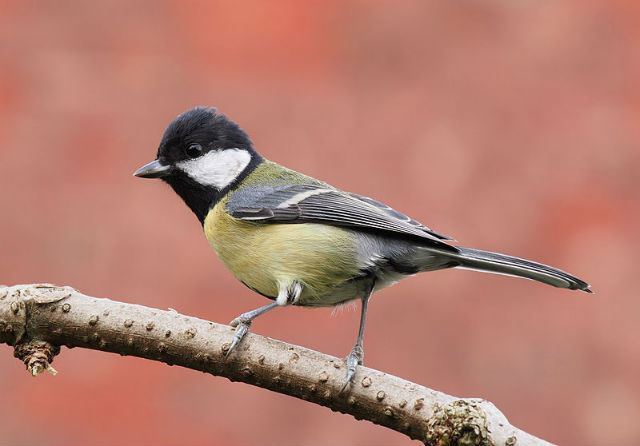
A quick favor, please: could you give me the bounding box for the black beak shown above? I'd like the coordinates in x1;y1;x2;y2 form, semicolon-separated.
133;159;172;178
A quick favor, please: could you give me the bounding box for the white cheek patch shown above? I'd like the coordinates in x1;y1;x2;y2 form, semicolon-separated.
177;149;251;189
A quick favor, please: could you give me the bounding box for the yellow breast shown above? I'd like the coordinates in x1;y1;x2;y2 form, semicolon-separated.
203;196;361;304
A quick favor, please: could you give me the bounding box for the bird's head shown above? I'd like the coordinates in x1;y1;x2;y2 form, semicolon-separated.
134;107;263;223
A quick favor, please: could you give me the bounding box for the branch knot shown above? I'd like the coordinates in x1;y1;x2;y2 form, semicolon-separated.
425;399;492;446
13;340;60;376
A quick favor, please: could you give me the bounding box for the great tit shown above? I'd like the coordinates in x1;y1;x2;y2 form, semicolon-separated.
134;107;591;390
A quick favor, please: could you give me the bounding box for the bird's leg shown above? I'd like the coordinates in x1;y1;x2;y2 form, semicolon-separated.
341;283;374;392
227;301;279;357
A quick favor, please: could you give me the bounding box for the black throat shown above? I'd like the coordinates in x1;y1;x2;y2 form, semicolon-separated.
163;150;264;225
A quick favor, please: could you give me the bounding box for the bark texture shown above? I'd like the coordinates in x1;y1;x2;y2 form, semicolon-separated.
0;284;554;446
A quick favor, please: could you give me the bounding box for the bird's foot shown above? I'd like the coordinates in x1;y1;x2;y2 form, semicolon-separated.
227;316;252;357
340;344;364;392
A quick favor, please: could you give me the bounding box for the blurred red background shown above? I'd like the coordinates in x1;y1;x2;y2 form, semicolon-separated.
1;1;639;444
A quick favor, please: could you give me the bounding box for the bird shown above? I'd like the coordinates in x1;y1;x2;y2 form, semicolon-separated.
134;106;591;390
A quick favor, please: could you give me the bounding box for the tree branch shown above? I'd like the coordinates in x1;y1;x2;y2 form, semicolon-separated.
0;284;553;446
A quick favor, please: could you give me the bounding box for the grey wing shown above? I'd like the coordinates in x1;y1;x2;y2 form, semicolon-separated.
227;184;458;251
348;193;454;241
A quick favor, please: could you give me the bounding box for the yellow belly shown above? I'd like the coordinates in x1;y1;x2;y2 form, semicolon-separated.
203;198;362;305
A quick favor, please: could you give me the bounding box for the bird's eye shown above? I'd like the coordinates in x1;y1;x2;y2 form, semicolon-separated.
185;143;203;158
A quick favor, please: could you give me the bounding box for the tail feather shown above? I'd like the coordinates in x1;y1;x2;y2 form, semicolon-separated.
449;247;592;292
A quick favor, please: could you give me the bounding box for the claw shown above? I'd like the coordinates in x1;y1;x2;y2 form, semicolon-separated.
229;315;244;328
226;320;251;358
340;344;364;392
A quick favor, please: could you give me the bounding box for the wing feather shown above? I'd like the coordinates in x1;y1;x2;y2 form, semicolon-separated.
227;184;456;251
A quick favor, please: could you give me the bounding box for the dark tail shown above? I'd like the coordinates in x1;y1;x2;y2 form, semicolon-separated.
448;247;592;292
